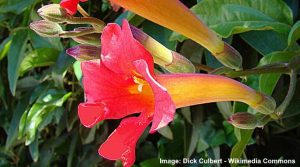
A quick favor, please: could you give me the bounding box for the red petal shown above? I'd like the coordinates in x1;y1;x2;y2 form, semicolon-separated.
81;60;132;102
101;20;154;78
80;60;153;124
133;60;176;133
98;114;151;167
78;103;106;128
60;0;79;15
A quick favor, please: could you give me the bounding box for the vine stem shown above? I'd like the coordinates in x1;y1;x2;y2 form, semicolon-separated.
275;69;297;116
77;5;90;17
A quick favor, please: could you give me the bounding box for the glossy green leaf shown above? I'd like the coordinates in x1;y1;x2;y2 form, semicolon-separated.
240;30;288;55
258;51;297;95
288;20;300;46
73;61;82;84
158;126;173;140
172;0;292;40
8;29;28;95
230;129;253;167
19;89;71;145
0;0;36;14
52;52;75;88
194;0;292;37
19;48;60;75
143;21;177;50
0;36;11;61
29;31;63;51
186;111;202;157
29;137;39;162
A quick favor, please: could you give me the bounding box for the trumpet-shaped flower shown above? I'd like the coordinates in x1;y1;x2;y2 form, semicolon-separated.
75;20;275;167
60;0;87;15
109;0;243;70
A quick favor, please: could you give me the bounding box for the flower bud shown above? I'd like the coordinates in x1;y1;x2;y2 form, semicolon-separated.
30;20;63;37
130;25;195;73
72;34;101;46
66;45;101;61
228;112;258;129
37;4;69;23
71;28;101;46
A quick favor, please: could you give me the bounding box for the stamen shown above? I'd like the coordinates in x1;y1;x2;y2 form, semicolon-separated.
137;84;143;92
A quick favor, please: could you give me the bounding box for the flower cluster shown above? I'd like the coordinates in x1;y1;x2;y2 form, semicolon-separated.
29;1;278;166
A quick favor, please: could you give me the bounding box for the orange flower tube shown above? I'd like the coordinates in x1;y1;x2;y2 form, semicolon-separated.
157;74;275;113
110;0;242;69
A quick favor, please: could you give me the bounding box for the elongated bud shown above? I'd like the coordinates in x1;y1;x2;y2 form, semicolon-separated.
72;33;101;46
228;112;258;129
72;28;101;46
130;25;195;73
37;4;69;23
29;20;63;37
66;45;101;61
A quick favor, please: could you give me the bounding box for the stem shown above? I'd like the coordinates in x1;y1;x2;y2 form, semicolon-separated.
66;17;105;32
275;69;297;116
225;63;290;78
195;64;214;72
77;5;90;17
59;28;96;38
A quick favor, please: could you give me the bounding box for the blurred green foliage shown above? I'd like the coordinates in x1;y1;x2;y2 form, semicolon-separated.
0;0;300;167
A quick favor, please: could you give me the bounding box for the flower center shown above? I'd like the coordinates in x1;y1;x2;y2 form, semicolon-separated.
133;76;147;93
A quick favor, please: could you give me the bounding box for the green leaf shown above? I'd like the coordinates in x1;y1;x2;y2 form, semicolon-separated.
8;29;29;95
115;11;145;26
29;137;39;162
0;36;11;61
230;129;253;167
171;0;293;40
192;0;292;37
158;126;173;140
73;61;82;84
52;52;75;88
29;31;63;51
240;30;288;55
0;0;36;14
79;125;97;144
186;111;202;157
258;51;297;95
5;98;28;150
288;20;300;46
143;21;177;50
19;48;60;75
180;107;192;124
19;89;71;145
67;133;78;167
196;138;209;153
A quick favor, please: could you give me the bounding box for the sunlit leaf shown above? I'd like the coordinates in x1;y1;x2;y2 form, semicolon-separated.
8;29;29;95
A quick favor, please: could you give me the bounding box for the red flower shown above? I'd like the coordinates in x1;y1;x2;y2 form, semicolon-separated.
79;20;176;167
75;20;275;167
60;0;87;15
